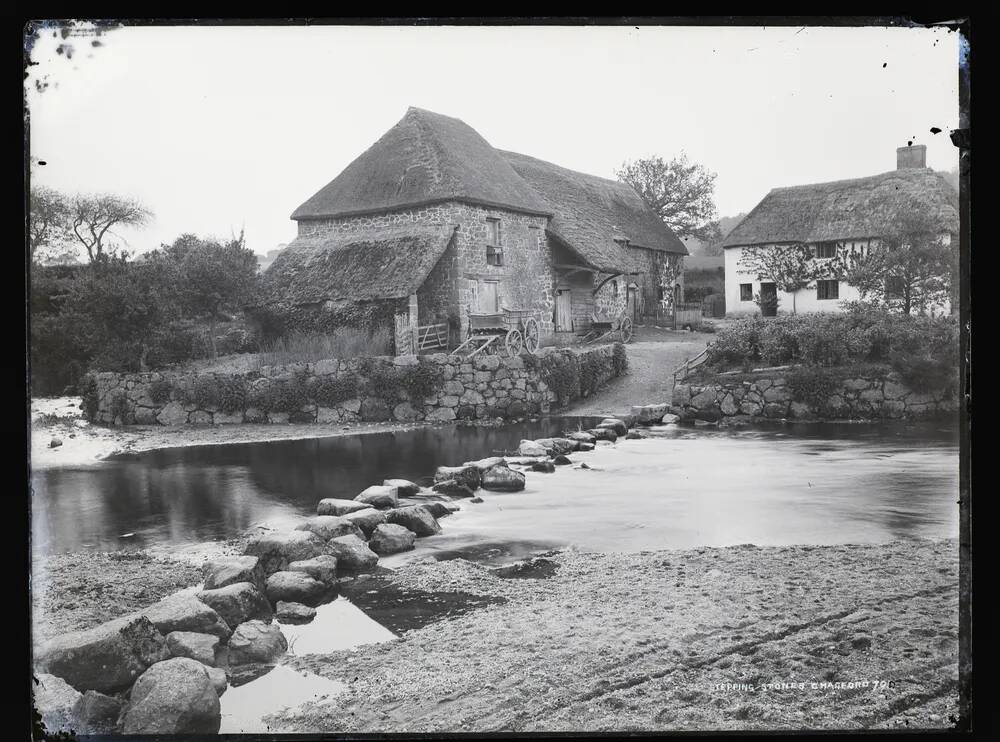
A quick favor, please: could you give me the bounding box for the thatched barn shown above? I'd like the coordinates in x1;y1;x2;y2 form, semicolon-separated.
722;145;959;316
256;107;686;352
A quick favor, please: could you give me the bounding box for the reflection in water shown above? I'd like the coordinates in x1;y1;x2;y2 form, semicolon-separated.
218;664;346;734
32;420;959;560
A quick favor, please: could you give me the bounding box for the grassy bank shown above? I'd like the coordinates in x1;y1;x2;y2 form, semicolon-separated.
273;539;960;732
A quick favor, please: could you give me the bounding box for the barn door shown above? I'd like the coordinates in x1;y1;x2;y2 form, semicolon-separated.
555;290;572;331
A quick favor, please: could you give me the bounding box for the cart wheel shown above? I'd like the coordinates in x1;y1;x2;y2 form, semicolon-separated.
620;316;634;344
505;329;523;356
523;317;540;354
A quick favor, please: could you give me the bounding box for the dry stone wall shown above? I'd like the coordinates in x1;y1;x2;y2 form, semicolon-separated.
84;345;623;427
672;369;959;424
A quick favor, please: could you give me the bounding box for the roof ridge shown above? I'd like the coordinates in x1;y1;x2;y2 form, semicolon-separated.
767;167;937;193
499;149;630;190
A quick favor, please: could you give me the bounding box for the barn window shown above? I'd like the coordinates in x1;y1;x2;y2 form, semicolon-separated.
485;218;502;265
815;242;837;259
740;283;753;301
817;280;840;300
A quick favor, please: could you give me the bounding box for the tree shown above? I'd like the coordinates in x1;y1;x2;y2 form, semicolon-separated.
28;186;72;263
68;193;153;264
162;231;258;357
833;210;957;315
616;153;721;241
737;243;820;315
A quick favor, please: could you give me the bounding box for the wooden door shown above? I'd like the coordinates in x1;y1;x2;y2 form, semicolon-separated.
626;285;638;321
555;289;572;331
480;281;499;313
759;282;778;317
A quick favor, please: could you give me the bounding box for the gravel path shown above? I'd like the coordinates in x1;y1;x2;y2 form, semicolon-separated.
565;328;712;417
273;539;959;733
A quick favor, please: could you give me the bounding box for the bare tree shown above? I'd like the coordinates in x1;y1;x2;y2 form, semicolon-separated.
28;186;71;263
68;193;153;264
737;243;821;315
616;153;721;242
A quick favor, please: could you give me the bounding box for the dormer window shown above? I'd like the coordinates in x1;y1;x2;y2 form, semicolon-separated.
486;218;503;265
815;242;837;259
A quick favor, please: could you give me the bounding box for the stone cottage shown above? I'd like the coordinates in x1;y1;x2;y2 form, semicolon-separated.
256;107;686;352
721;144;959;317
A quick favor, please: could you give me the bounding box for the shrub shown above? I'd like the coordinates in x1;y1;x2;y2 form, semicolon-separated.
706;316;765;370
401;358;440;401
313;373;359;407
269;373;310;413
245;380;273;412
757;317;799;366
149;378;172;404
787;366;842;409
109;389;131;423
612;342;628;376
364;360;404;401
80;375;99;421
217;376;247;414
521;351;540;372
183;376;222;409
540;350;580;406
579;353;607;396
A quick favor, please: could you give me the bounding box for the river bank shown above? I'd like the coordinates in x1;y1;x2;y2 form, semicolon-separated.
271;538;959;733
30;396;440;470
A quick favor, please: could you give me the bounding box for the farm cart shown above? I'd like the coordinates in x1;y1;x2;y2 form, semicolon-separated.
451;307;541;358
580;309;634;344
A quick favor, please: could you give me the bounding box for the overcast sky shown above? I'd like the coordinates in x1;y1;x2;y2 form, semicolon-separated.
26;22;961;257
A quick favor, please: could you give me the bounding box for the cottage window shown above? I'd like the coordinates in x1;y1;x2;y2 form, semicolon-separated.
815;242;837;259
817;280;840;300
485;218;502;265
740;283;753;301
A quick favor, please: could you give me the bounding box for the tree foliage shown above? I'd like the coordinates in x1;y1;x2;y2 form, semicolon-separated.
67;193;153;264
830;210;957;315
28;186;73;263
737;243;830;314
616;153;721;241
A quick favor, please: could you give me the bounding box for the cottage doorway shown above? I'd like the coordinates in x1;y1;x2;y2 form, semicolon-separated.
759;282;778;317
626;285;638;322
479;280;500;313
555;290;573;331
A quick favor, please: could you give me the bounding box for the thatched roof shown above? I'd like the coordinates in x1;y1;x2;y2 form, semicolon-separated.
500;150;687;273
291;108;552;220
260;225;457;306
723;168;959;248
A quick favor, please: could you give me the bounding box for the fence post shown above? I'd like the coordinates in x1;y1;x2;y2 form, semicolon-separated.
409;294;419;354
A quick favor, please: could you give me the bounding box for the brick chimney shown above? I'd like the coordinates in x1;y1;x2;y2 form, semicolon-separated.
896;144;927;169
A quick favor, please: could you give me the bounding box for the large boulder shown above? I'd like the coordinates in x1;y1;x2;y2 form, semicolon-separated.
295;515;365;542
226;620;287;666
205;666;228;697
35;615;170;693
531;460;556;473
275;601;317;624
433;464;481;490
368;524;416;555
166;631;220;667
244;530;329;575
287;554;339;586
421;501;453;519
587;427;618;442
384;505;441;537
72;690;122;735
631;403;668;425
383;478;420;496
33;673;82;734
343;507;387;538
327;534;379;572
195;582;273;630
517;439;548;457
432;479;475;498
354;484;399;509
316;498;370;516
577;442;595;452
481;464;526;492
264;571;327;606
462;456;506;472
597;418;628;436
661;413;680;425
141;593;232;642
534;437;577;455
121;657;221;734
566;431;596;444
201;555;265;592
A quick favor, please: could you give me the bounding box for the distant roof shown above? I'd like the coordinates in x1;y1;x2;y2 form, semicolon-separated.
683;255;724;271
291;108;552;220
500;150;687;273
723;168;959;248
260;225;457;306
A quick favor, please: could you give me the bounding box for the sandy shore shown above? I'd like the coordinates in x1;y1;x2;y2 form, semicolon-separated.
270;539;960;733
30;396;439;470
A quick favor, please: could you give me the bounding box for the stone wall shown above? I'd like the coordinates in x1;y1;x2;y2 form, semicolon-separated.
83;345;624;427
672;369;959;424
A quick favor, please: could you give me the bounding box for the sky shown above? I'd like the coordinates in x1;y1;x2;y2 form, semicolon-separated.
26;22;961;257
